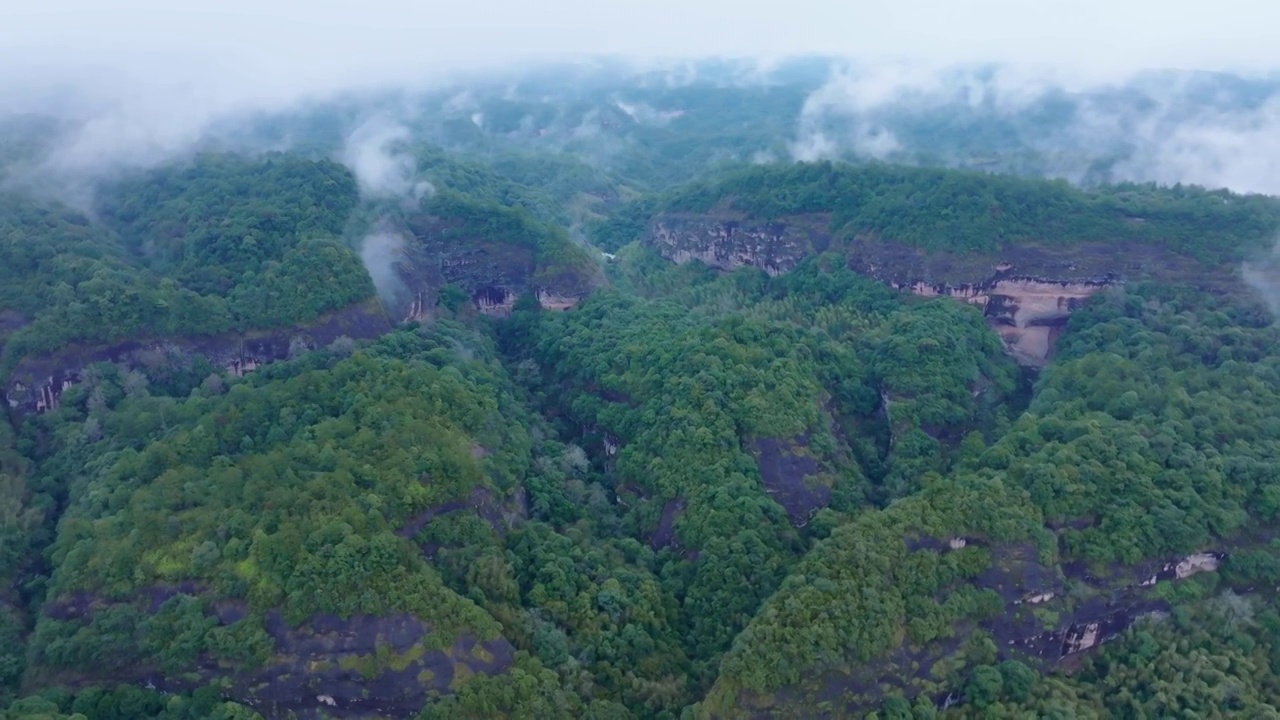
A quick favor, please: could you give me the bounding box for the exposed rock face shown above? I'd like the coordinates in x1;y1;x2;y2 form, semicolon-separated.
892;274;1116;365
47;587;512;720
998;548;1229;662
397;484;529;561
235;612;512;719
473;285;518;317
753;544;1227;718
464;288;581;318
651;496;686;550
3;299;391;418
646;216;1142;365
536;290;580;311
1002;551;1230;665
1139;551;1225;586
649;214;830;276
394;217;598;321
750;436;831;526
843;234;1239;365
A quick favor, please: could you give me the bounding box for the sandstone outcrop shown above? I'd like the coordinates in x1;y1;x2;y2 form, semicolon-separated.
392;215;601;321
732;544;1227;717
3;299;392;418
649;213;829;276
46;586;512;719
646;214;1146;365
892;275;1115;365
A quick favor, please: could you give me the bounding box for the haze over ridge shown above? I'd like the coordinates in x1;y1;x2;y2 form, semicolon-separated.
5;0;1280;196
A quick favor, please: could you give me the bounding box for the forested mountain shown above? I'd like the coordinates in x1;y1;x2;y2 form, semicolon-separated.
183;59;1280;194
5;63;1280;720
0;154;375;376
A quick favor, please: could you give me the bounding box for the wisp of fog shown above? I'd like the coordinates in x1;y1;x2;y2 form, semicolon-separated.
341;116;435;312
342;117;435;203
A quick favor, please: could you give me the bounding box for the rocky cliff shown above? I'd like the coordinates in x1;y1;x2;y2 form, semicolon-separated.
891;275;1115;365
3;298;391;418
721;541;1227;718
649;213;829;276
44;586;513;719
841;235;1177;366
646;215;1222;365
393;213;603;321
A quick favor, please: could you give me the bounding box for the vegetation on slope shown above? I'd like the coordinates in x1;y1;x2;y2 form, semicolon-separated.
0;154;374;376
23;329;527;676
0;420;38;706
696;279;1280;715
5;135;1280;719
416;190;601;292
510;254;1025;696
637;161;1280;263
943;590;1280;719
702;476;1042;706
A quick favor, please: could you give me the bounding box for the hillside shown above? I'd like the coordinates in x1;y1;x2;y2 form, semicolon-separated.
4;125;1280;720
619;161;1280;364
0;155;387;412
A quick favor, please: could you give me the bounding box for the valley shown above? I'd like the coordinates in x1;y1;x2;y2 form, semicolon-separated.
4;58;1280;720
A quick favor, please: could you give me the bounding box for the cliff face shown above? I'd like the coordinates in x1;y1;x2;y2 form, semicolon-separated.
845;235;1162;365
750;435;833;526
396;216;603;321
3;298;391;418
646;216;1172;365
649;213;830;276
726;543;1227;717
46;587;513;719
892;275;1115;365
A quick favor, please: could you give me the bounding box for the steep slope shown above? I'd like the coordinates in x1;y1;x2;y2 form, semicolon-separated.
19;328;550;717
698;476;1047;717
388;192;603;320
1;155;388;418
0;418;36;707
514;256;1024;686
692;280;1280;717
643;162;1280;364
7;138;1280;719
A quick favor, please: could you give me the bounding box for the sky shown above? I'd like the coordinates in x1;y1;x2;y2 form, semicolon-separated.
5;0;1280;195
5;0;1280;103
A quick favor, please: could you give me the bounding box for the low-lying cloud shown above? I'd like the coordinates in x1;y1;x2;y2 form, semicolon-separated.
342;117;435;202
1113;96;1280;196
342;115;435;315
786;60;1280;195
360;230;412;311
4;0;1280;204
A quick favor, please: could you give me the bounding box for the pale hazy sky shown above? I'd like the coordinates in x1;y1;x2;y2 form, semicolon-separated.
6;0;1280;193
4;0;1280;96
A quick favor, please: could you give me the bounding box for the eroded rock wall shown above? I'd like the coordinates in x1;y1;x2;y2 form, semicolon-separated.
393;218;598;321
649;214;830;276
647;216;1132;365
3;299;392;418
755;544;1227;718
893;274;1116;365
46;587;512;719
750;435;832;526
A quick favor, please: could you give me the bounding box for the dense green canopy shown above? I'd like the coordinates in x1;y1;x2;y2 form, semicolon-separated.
4;133;1280;720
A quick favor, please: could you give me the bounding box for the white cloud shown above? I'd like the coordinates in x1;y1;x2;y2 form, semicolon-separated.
1114;97;1280;195
5;0;1280;196
341;116;434;201
359;230;411;310
784;58;1280;194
